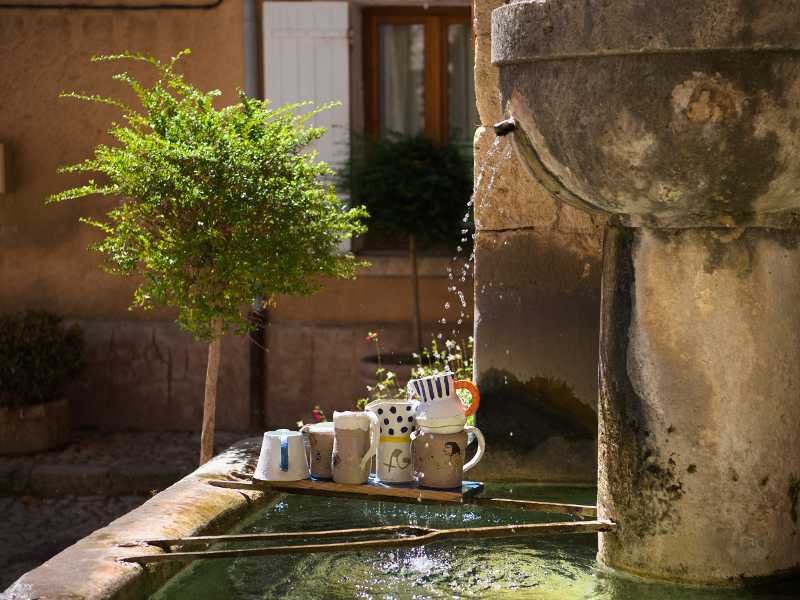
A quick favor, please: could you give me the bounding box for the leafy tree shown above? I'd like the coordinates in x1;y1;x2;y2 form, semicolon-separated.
340;134;471;351
50;50;367;463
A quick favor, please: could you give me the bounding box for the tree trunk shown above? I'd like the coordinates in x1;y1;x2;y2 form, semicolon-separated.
409;234;423;352
199;319;224;465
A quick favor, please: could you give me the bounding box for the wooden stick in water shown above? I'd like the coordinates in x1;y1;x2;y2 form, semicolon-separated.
121;520;615;564
471;497;597;518
144;524;430;548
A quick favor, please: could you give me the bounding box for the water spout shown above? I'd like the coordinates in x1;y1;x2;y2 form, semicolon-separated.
493;118;517;137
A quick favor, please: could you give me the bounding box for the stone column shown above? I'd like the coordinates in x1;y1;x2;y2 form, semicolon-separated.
471;0;605;482
490;0;800;582
598;225;800;584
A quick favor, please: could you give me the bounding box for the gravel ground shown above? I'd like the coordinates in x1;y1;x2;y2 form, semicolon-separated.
0;495;147;591
0;430;245;470
0;430;249;591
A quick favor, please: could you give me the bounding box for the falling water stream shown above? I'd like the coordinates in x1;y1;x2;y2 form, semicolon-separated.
150;485;797;600
440;137;506;343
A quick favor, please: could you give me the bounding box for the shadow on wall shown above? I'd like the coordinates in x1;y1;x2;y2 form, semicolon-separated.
476;368;596;452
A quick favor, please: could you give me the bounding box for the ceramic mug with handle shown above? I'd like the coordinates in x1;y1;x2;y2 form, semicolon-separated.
254;429;310;481
407;371;480;434
332;411;379;484
411;425;485;489
300;421;335;479
366;398;419;483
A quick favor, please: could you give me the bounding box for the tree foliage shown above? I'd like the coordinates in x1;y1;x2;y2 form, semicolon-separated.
50;50;367;340
339;133;471;248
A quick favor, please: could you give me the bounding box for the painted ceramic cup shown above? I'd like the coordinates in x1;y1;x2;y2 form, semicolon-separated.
408;372;480;434
300;421;335;479
411;425;485;489
366;398;419;483
332;411;379;484
254;429;310;482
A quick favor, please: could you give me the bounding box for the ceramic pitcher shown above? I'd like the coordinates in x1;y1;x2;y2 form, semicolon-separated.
300;421;335;479
407;372;480;434
411;425;485;489
366;398;419;483
254;429;309;481
332;411;379;484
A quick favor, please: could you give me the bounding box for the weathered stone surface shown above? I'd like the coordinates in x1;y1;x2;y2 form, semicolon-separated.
493;0;800;63
474;127;556;231
474;35;502;125
471;439;596;484
69;320;250;432
4;439;271;600
473;229;602;481
492;0;800;227
598;226;800;584
473;0;503;37
474;126;606;234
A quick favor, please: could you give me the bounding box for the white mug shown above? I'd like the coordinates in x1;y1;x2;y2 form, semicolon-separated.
254;429;309;481
332;411;379;484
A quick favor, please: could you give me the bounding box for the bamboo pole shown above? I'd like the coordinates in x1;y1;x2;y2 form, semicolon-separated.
121;520;615;564
471;497;597;518
206;480;597;518
144;524;429;548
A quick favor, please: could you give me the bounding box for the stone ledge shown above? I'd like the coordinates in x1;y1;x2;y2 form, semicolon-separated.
3;438;273;600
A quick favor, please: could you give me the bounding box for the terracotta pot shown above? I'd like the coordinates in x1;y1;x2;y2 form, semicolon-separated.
0;398;70;455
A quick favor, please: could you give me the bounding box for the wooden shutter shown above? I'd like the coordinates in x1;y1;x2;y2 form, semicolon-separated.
263;1;350;171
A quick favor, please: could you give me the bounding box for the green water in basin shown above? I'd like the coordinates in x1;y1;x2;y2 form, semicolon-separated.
151;485;797;600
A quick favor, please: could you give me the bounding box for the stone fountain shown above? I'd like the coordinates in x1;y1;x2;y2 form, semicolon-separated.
491;0;800;585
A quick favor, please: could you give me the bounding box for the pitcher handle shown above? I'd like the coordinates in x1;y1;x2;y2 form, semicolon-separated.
454;380;480;417
359;411;380;471
462;425;485;473
279;432;289;472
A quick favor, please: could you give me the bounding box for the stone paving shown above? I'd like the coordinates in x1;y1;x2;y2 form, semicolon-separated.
0;430;247;591
0;430;245;496
0;495;146;591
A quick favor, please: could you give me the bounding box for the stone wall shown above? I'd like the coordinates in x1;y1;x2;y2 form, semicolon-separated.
471;0;605;481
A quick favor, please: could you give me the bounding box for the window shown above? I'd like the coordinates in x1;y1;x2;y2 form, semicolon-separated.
364;7;478;152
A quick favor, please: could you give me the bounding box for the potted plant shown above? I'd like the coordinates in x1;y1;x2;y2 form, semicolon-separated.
0;310;84;455
50;50;366;464
341;134;472;388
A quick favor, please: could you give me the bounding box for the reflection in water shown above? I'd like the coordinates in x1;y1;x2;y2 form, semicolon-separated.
151;485;797;600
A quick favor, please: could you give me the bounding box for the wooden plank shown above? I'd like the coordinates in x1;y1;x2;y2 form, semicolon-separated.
121;520;615;564
206;479;596;518
209;478;482;504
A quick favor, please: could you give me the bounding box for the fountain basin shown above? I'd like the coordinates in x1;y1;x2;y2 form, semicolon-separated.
491;0;800;227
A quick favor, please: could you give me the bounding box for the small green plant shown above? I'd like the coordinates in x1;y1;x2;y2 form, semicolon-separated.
340;134;472;351
50;50;367;463
357;333;474;410
0;311;84;409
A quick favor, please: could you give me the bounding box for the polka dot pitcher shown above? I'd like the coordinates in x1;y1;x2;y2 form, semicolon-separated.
365;398;420;483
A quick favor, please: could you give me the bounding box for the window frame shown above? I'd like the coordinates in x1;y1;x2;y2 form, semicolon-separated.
363;6;473;145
